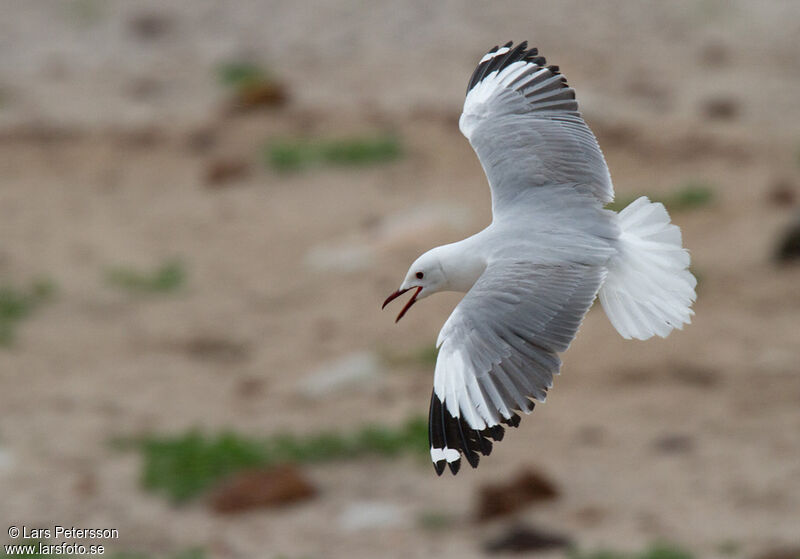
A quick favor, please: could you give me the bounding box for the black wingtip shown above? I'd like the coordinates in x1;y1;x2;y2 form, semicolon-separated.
467;40;552;94
464;448;480;469
487;425;505;441
428;390;525;476
503;413;522;428
448;458;461;475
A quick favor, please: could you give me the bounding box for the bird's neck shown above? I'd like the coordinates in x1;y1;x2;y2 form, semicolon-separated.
434;236;488;293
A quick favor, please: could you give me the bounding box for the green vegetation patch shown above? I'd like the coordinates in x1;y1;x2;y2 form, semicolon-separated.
111;550;205;559
571;543;695;559
217;61;271;89
124;416;427;502
606;182;714;213
2;540;51;559
216;60;286;109
1;541;205;559
105;259;185;293
0;279;55;346
417;510;455;532
382;343;439;368
266;134;402;172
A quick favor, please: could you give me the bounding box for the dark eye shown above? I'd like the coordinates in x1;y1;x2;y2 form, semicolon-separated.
415;271;424;279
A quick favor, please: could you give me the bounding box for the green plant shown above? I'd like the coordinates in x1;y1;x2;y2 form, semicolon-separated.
110;549;205;559
2;542;206;559
383;343;439;368
716;541;741;556
667;182;714;211
266;135;402;172
216;61;286;109
217;61;270;89
0;278;55;346
417;510;454;532
105;259;185;293
125;416;427;502
606;182;714;213
2;540;48;558
570;543;695;559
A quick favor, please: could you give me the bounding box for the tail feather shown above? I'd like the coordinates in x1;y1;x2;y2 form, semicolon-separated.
600;197;697;340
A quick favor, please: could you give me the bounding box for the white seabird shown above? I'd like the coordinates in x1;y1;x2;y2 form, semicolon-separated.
382;41;697;475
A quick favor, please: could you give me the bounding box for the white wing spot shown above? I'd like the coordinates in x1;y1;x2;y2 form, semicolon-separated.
430;446;461;463
479;46;510;63
444;447;460;462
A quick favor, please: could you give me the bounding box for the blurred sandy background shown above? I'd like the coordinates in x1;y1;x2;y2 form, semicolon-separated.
1;2;799;559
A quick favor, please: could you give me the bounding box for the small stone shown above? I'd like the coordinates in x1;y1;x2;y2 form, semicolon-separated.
181;336;250;363
299;351;384;399
185;127;218;154
699;41;729;67
573;505;606;527
305;243;374;273
126;77;162;101
129;12;173;40
236;377;265;398
73;472;97;496
115;126;164;148
209;465;316;513
0;446;13;472
652;433;695;454
476;467;560;521
671;364;719;387
576;425;605;446
377;204;473;245
339;501;407;532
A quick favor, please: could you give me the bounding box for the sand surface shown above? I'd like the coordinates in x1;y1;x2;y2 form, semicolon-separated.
1;2;799;558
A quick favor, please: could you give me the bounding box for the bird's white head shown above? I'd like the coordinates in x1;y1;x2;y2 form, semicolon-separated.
382;249;448;322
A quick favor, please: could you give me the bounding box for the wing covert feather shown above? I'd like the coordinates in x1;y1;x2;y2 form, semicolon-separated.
427;261;605;474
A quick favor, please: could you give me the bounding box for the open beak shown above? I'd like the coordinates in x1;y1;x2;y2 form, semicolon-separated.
382;286;422;323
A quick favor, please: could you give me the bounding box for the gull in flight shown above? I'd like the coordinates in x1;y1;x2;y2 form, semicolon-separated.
382;41;697;475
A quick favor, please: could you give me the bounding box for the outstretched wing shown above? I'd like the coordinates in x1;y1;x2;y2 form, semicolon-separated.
459;41;614;217
429;261;605;475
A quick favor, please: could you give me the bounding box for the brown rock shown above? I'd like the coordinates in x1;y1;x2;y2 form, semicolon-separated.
182;336;250;363
752;547;800;559
652;433;695;454
768;178;797;207
185;127;218;154
114;126;165;148
483;524;571;554
236;377;266;398
702;97;739;121
129;12;173;40
699;41;729;67
73;472;97;497
776;213;800;263
476;467;559;521
210;465;316;513
229;82;288;111
204;158;250;187
573;505;607;527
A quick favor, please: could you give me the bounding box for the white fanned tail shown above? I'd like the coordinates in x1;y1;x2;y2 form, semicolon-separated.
599;196;697;340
